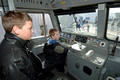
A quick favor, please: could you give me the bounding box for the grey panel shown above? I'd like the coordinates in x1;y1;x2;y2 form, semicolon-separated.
29;37;47;55
50;0;71;9
97;4;107;39
102;56;120;80
13;0;52;10
9;0;120;11
71;0;117;7
62;33;109;80
67;51;101;80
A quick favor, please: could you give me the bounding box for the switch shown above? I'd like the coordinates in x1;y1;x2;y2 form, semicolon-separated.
100;42;106;47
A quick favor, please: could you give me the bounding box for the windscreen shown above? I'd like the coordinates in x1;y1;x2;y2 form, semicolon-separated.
58;9;98;36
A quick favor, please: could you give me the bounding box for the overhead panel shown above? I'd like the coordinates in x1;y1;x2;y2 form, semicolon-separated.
71;0;116;7
48;0;71;9
47;0;117;10
11;0;120;10
13;0;52;10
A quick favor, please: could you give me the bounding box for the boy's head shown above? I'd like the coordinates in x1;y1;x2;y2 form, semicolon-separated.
49;28;59;40
2;10;34;40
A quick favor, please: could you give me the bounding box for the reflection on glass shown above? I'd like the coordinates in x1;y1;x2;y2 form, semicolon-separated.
107;8;120;40
29;13;43;37
58;9;98;36
45;14;53;35
29;13;53;37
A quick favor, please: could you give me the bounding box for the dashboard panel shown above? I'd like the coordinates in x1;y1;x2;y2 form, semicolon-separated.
66;34;71;39
75;35;87;43
59;32;108;50
59;32;72;43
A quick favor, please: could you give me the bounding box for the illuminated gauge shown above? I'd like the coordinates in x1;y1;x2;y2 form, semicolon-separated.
75;36;81;42
66;34;71;39
81;37;87;43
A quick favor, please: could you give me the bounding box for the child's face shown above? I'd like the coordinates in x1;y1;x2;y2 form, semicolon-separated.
18;21;34;40
51;31;60;40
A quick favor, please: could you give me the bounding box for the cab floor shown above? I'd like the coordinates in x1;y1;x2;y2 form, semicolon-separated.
38;53;77;80
51;68;77;80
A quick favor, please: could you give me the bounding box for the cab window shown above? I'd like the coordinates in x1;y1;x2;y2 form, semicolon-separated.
0;10;5;42
0;16;5;42
106;7;120;41
57;9;98;36
29;13;53;37
45;14;53;35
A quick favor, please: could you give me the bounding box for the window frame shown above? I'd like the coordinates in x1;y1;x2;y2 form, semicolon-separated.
105;3;120;42
28;12;53;38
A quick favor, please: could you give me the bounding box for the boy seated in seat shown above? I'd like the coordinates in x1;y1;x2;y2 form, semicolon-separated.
43;28;68;72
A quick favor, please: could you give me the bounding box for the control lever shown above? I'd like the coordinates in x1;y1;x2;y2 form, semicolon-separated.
74;41;82;49
111;36;119;56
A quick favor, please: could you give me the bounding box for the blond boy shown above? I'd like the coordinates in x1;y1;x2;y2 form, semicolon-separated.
43;29;68;72
0;10;35;80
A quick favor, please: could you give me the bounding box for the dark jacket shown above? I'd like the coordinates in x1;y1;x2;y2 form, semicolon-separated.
43;40;68;67
0;32;35;80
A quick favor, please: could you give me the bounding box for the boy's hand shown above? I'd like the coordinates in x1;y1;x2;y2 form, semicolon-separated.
68;45;72;48
67;45;72;50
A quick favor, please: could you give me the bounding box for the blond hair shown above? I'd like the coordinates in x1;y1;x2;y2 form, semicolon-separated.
49;28;58;37
2;10;32;32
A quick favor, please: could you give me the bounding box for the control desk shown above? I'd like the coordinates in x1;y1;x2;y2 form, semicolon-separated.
59;32;108;80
